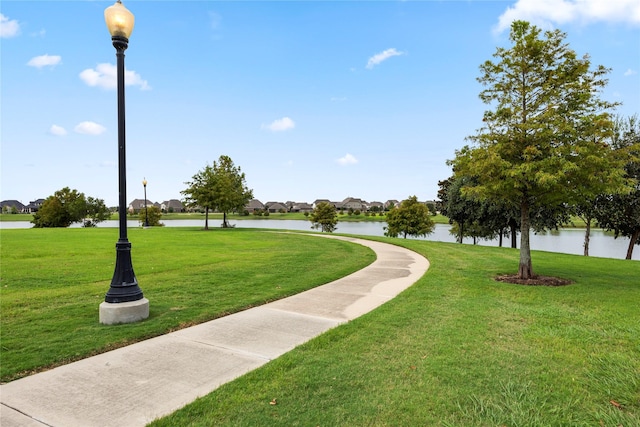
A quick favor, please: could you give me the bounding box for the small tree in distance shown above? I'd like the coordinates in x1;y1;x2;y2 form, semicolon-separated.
31;187;109;228
182;155;253;230
138;205;164;227
309;202;338;233
384;196;435;239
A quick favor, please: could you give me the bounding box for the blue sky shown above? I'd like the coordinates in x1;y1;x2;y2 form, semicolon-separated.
1;0;639;207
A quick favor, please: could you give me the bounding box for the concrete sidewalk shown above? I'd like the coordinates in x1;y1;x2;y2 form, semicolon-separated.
1;235;429;427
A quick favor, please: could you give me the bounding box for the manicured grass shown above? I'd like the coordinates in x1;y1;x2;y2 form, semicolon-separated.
0;228;375;382
0;213;34;222
149;239;640;427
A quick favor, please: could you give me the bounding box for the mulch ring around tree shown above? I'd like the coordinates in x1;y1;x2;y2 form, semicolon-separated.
495;274;574;286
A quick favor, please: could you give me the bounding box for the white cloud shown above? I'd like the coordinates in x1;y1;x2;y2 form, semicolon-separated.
27;54;62;69
331;96;347;102
494;0;640;34
624;68;638;76
0;13;20;38
366;48;405;69
337;153;358;166
79;63;150;90
262;117;295;132
49;125;67;136
74;121;106;135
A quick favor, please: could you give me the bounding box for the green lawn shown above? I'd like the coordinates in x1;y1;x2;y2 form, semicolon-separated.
2;227;638;426
0;213;33;222
0;228;375;382
149;238;640;427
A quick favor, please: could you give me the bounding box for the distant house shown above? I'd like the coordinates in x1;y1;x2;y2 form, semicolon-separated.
265;202;288;213
313;199;331;208
287;202;313;213
24;199;45;213
0;200;26;213
342;197;366;211
313;199;344;210
161;199;184;213
368;201;384;211
128;199;154;213
245;199;265;213
385;200;400;210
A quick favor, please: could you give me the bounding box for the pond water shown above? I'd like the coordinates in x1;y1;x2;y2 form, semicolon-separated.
1;219;637;260
228;220;638;261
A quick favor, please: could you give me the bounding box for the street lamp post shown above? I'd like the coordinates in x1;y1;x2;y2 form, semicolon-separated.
142;178;149;227
100;0;148;324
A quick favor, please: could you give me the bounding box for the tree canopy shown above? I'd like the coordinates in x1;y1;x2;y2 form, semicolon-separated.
594;115;640;259
449;21;626;279
309;202;338;233
438;176;493;244
31;187;109;228
182;155;253;229
384;196;435;239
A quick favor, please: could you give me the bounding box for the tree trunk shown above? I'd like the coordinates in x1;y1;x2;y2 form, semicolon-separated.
222;211;229;228
458;222;464;244
518;199;533;279
583;218;591;256
498;229;504;247
509;218;517;249
626;229;639;260
204;207;209;231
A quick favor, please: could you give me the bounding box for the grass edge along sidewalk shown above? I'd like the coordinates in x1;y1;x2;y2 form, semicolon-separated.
0;228;375;382
149;237;639;427
0;235;426;427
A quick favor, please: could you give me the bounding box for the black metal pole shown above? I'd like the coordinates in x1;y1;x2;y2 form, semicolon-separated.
143;182;149;227
105;35;143;303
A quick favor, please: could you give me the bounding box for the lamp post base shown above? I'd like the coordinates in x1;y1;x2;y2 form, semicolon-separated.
99;298;149;325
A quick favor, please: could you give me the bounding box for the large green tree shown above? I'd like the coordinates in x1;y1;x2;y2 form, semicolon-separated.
450;21;625;279
309;202;338;233
31;188;109;228
182;155;253;230
384;196;435;239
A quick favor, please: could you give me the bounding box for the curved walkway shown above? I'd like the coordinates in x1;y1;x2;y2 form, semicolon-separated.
1;235;429;427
